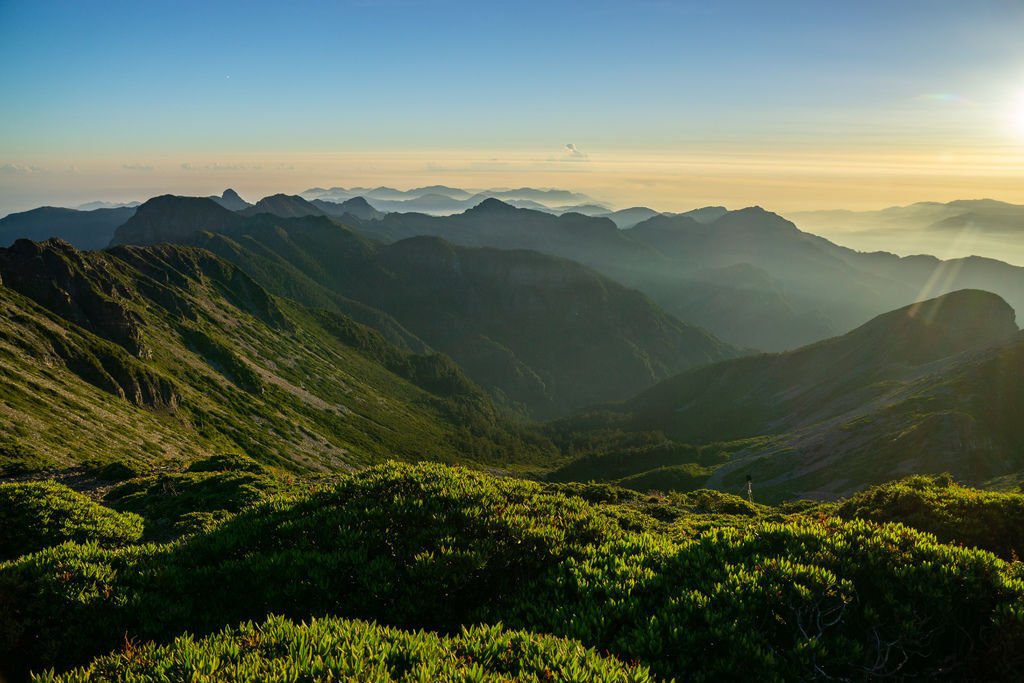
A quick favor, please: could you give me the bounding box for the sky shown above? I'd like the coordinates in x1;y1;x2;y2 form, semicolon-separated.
2;0;1024;216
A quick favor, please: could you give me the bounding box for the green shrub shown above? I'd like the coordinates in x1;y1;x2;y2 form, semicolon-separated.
104;468;285;541
35;615;653;682
3;463;1024;681
836;474;1024;558
0;481;143;561
185;453;268;474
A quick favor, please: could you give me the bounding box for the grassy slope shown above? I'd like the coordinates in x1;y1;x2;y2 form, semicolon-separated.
0;240;552;475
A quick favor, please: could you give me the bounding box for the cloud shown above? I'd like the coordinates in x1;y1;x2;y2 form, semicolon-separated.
181;162;258;171
122;163;154;171
564;143;588;161
0;163;44;174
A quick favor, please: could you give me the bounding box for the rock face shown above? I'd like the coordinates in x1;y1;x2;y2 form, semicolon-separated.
110;196;245;246
0;239;149;358
0;239;179;408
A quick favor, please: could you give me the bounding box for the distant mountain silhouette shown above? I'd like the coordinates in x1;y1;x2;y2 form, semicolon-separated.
351;200;1024;352
76;200;141;211
599;206;662;229
111;196;245;246
209;188;251;211
240;194;325;218
311;196;385;221
793;199;1024;265
0;206;136;250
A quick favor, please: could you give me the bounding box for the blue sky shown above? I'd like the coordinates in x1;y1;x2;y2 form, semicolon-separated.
2;0;1024;213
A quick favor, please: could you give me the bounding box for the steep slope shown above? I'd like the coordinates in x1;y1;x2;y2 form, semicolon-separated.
0;238;545;474
556;290;1023;499
108;197;737;417
0;206;136;250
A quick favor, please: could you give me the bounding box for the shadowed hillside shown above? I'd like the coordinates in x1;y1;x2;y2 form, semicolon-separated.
0;238;548;474
111;195;738;417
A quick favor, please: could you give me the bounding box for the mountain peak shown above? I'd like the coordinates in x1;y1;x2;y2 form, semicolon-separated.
849;289;1017;366
468;197;518;213
241;194;324;219
712;207;800;233
110;195;244;246
210;188;251;211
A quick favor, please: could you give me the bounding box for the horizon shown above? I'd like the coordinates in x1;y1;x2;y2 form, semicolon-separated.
3;0;1024;216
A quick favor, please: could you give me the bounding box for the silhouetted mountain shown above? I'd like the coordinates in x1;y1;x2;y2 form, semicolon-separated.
111;196;245;246
553;204;610;216
300;185;599;212
347;202;874;350
557;290;1022;499
76;200;141;211
599;206;661;229
0;206;137;250
680;206;728;223
793;199;1024;265
240;194;325;218
351;200;1024;353
371;193;471;214
209;188;251;211
311;196;385;221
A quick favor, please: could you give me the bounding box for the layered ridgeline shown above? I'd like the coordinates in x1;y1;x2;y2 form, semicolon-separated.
0;206;137;251
0;190;248;250
111;196;736;418
793;198;1024;265
4;462;1024;681
550;290;1024;500
342;199;1024;352
0;237;550;475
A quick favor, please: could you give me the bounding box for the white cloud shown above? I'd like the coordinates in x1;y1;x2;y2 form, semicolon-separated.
564;143;588;161
0;163;44;174
181;162;256;171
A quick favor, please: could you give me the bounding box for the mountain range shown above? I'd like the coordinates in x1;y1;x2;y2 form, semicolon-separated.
794;198;1024;266
4;186;1024;501
110;196;737;418
551;289;1023;500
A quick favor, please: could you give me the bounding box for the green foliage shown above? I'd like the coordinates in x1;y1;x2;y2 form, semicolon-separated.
184;453;268;474
36;616;652;682
3;463;1024;681
836;474;1024;559
0;481;143;561
104;466;287;541
617;463;713;493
